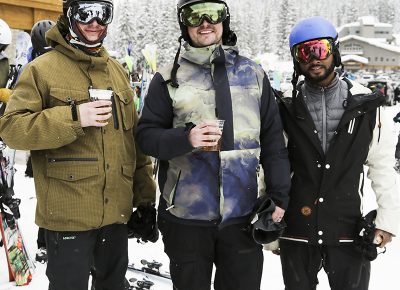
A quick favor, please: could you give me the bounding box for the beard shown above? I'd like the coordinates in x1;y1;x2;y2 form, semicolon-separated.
301;60;336;85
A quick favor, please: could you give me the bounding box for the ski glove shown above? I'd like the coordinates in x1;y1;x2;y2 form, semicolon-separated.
127;203;159;243
0;187;21;219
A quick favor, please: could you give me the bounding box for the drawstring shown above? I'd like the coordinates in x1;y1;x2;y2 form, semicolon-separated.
167;36;183;88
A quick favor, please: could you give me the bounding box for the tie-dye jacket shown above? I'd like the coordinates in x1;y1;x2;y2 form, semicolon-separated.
137;44;290;225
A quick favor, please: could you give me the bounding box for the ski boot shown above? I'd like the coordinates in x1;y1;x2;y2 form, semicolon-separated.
35;247;48;263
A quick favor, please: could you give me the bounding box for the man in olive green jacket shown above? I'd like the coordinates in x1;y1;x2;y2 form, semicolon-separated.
0;1;156;289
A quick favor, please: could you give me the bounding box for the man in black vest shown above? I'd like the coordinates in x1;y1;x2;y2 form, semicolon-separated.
276;16;400;290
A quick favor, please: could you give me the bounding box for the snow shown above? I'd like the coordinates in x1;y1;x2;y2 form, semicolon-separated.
1;105;400;289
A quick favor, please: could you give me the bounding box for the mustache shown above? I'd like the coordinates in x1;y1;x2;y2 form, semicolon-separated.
309;64;326;69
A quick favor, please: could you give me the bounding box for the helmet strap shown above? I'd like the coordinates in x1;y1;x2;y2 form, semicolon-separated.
168;36;183;88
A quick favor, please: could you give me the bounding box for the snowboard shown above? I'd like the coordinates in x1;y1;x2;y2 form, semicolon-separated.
0;144;35;285
0;213;33;285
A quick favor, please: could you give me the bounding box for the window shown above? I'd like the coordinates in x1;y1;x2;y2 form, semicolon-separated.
342;43;363;54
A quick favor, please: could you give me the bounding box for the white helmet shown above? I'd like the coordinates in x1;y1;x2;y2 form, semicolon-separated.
0;18;12;46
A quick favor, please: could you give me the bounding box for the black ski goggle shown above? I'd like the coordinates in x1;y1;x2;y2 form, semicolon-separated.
68;1;113;26
180;2;228;27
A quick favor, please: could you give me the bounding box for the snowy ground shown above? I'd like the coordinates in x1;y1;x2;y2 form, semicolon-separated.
1;105;400;289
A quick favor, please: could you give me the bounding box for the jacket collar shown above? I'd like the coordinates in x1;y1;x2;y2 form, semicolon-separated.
181;42;238;66
303;73;340;98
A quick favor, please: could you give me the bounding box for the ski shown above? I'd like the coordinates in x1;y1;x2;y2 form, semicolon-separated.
127;259;171;280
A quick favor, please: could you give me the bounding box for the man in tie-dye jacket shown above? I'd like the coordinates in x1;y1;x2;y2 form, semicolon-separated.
136;0;291;289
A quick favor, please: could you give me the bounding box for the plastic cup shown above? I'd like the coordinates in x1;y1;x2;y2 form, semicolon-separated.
89;89;113;123
201;119;225;151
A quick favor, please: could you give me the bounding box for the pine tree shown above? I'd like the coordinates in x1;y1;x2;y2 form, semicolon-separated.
111;0;136;61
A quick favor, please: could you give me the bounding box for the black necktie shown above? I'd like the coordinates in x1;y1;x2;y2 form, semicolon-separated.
212;46;234;151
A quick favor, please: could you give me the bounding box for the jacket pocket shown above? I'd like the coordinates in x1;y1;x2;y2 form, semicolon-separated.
47;158;99;181
115;89;135;130
45;158;101;224
48;88;89;108
121;163;135;181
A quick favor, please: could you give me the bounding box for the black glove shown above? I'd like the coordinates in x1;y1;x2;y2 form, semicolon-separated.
0;188;21;219
354;210;379;261
127;203;159;243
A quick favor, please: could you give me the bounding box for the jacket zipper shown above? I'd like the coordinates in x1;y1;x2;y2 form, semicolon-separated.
166;170;181;211
48;157;98;163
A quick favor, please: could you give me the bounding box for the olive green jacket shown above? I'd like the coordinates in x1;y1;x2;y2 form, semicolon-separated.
0;20;156;231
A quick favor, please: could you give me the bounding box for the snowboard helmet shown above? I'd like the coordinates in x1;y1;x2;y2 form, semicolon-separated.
169;0;237;88
63;0;113;47
177;0;237;46
31;20;55;58
289;16;341;68
250;197;286;245
0;18;12;52
288;17;342;98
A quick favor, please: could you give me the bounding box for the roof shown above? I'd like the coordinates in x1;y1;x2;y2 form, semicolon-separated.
338;16;392;34
339;35;400;53
341;54;369;64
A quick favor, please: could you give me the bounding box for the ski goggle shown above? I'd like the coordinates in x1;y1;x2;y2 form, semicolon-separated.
180;2;228;27
68;2;113;26
293;39;333;64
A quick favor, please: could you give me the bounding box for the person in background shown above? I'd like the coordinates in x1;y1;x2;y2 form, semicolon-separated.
0;18;12;97
0;1;157;289
136;0;291;289
276;16;400;290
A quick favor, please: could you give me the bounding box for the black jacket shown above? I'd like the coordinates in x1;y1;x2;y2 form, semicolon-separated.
277;79;385;245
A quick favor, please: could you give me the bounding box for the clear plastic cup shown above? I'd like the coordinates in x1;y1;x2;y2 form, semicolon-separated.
201;119;225;151
89;89;113;123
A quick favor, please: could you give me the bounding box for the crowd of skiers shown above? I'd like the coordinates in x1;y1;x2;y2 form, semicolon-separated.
0;0;400;290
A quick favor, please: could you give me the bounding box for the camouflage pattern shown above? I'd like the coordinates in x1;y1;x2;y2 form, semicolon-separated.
158;44;265;222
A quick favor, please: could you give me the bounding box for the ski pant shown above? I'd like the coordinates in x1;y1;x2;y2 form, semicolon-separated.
45;223;128;290
37;227;46;249
395;133;400;159
158;216;263;290
279;240;371;290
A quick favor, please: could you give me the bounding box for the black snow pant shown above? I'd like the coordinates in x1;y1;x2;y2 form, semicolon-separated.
46;223;128;290
158;216;263;290
280;240;371;290
25;155;33;177
395;133;400;159
37;227;46;249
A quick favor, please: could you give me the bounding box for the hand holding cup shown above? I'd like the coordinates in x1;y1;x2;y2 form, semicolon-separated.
189;119;224;151
79;100;112;127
